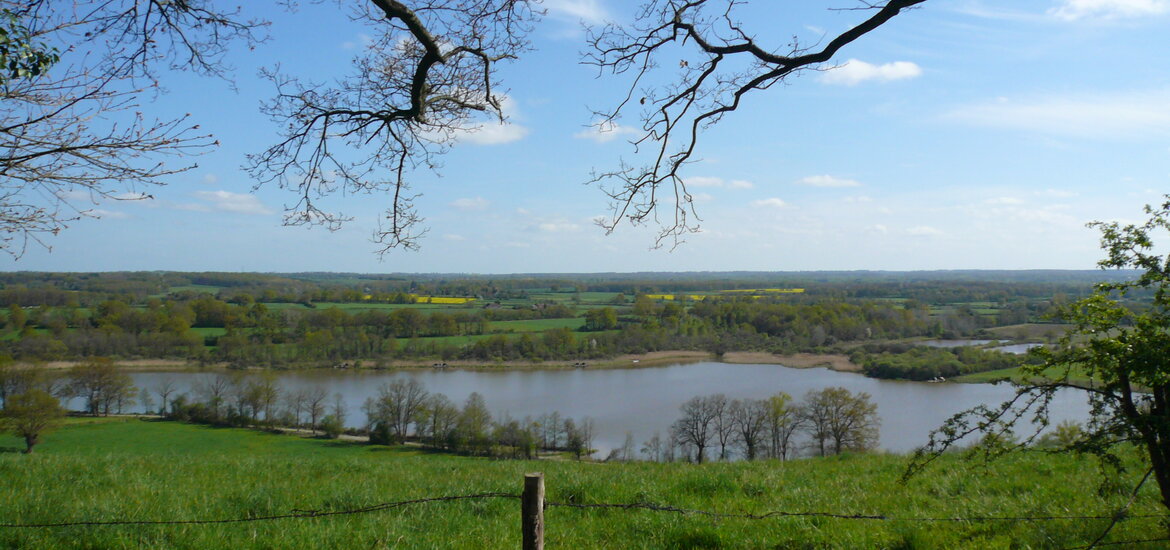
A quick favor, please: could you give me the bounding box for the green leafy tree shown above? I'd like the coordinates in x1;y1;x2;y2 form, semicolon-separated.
910;197;1170;512
801;387;880;456
0;9;58;83
1;389;65;453
69;357;136;416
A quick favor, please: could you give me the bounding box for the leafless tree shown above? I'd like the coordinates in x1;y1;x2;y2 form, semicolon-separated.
418;392;458;448
330;392;347;423
305;385;329;433
709;393;734;460
286;388;309;428
585;0;926;248
367;378;429;443
196;372;230;418
730;397;769;460
671;394;722;463
0;1;265;256
5;1;922;256
153;376;177;415
247;0;540;254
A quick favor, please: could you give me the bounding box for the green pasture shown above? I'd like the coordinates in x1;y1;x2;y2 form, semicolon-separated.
522;291;622;305
953;363;1095;385
165;285;224;295
0;418;1164;548
261;302;482;314
487;318;585;333
984;323;1070;341
190;327;227;338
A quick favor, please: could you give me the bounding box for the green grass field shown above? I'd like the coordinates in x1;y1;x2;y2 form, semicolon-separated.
953;364;1096;385
0;418;1165;548
261;302;482;314
487;318;585;333
985;323;1071;341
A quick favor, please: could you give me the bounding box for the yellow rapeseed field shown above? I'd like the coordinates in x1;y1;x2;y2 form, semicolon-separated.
415;296;476;304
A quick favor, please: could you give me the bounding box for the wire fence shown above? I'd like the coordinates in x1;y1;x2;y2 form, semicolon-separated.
0;475;1166;549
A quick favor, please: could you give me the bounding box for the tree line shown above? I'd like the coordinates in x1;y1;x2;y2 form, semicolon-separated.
634;387;879;464
1;291;1019;368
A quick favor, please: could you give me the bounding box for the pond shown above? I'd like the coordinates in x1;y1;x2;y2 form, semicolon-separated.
116;362;1092;457
918;339;1000;348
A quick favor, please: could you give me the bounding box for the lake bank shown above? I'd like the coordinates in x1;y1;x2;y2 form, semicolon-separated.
30;349;864;373
108;361;1093;454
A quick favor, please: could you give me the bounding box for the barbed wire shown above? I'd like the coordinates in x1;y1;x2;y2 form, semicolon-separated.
544;500;1170;524
2;490;1166;550
1064;537;1170;549
0;493;519;529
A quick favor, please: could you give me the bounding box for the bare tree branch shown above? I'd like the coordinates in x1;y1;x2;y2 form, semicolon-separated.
0;0;266;257
584;0;926;249
246;0;539;254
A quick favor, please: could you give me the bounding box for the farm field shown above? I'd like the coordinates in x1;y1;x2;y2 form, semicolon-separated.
0;271;1112;377
0;417;1162;549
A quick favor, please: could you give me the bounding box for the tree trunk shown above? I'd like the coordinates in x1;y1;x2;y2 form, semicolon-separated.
23;434;38;454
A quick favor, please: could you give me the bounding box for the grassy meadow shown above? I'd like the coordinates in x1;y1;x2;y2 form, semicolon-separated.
0;418;1166;548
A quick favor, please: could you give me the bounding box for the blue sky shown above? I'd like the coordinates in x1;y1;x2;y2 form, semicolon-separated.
8;0;1170;273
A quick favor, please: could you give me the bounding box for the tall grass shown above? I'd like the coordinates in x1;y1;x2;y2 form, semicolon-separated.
0;418;1165;548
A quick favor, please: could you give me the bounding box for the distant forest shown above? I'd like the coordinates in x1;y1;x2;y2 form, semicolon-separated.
0;271;1139;377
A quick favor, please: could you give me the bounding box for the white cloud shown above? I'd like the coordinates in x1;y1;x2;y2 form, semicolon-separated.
536;222;580;232
751;198;789;208
88;209;129;220
906;225;943;236
175;203;210;212
684;177;755;189
202;173;219;185
688;192;715;203
451;197;491;212
458;121;530;145
945;90;1170;139
341;33;374;50
544;0;610;24
954;4;1049;22
450;95;530;145
443;234;466;241
191;190;273;215
1049;0;1170;20
797;175;862;188
56;189;93;202
686;176;726;188
574;120;640;143
820;59;922;86
528;218;581;233
985;197;1025;205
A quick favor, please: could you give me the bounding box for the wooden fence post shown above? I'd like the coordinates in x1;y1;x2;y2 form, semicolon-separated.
522;472;544;550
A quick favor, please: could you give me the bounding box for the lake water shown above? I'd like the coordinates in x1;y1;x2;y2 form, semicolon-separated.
918;339;1045;355
918;339;1000;348
990;343;1045;354
119;362;1092;457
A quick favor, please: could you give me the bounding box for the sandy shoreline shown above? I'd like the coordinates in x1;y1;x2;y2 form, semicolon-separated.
24;350;862;373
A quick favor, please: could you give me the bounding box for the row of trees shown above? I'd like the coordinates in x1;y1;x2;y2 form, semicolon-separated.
662;388;880;463
853;345;1030;381
3;292;1012;365
362;379;595;459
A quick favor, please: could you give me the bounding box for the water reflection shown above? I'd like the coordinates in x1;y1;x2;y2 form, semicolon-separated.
121;362;1090;456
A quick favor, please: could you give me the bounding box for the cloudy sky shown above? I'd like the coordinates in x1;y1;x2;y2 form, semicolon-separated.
9;0;1170;273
